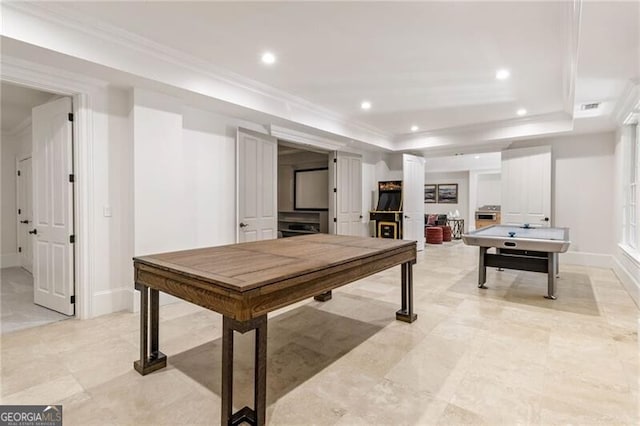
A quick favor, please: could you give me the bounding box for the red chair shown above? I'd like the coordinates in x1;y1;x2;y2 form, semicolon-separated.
425;226;443;244
440;225;452;242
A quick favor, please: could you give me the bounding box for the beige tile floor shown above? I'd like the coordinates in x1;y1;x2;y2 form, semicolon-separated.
1;241;638;425
1;267;71;333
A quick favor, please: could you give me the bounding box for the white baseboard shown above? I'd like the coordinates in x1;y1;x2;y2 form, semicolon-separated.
129;288;184;314
0;253;21;268
560;251;613;268
612;255;640;308
92;287;133;317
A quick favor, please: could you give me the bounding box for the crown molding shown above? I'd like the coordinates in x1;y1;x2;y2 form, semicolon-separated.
5;115;32;137
396;111;570;142
396;111;573;152
2;2;392;145
1;55;108;95
269;125;348;152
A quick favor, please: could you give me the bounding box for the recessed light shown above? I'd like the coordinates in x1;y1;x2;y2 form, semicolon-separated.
411;125;419;132
261;52;276;65
495;69;510;80
361;101;371;110
474;155;480;159
517;108;527;116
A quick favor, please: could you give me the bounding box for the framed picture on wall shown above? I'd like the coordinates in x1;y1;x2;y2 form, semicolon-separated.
437;183;458;204
424;184;437;203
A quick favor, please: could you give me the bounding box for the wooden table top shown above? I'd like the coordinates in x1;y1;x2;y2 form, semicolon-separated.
134;234;415;293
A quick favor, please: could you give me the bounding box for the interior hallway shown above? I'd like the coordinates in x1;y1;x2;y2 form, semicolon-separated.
1;267;70;334
1;241;638;424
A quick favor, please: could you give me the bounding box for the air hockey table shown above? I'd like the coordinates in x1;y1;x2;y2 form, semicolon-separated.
462;225;570;299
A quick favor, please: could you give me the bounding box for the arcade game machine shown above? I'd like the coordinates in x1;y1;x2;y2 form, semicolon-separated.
369;180;403;239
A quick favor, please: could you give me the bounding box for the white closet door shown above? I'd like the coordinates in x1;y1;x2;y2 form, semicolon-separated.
501;146;552;226
402;153;425;251
331;152;363;236
32;97;75;315
237;128;278;242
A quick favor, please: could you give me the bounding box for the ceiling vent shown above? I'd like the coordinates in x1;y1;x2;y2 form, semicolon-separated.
580;102;600;111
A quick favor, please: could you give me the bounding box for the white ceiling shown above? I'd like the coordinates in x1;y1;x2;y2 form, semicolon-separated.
52;1;570;135
2;1;638;150
573;1;639;129
1;82;54;133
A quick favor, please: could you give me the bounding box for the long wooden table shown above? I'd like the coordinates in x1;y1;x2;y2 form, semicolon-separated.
133;234;417;426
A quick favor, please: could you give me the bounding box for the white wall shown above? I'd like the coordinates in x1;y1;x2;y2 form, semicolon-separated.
476;173;501;207
1;133;19;266
425;152;501;172
1;126;32;267
132;89;247;255
133;88;268;259
90;87;134;316
512;132;616;263
424;171;469;231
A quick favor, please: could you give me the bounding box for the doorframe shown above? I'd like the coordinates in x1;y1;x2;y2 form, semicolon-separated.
2;56;101;319
15;154;32;272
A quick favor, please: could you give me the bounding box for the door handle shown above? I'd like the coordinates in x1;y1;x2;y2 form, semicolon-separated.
542;217;550;222
20;220;29;224
404;215;410;219
29;229;37;235
239;222;248;228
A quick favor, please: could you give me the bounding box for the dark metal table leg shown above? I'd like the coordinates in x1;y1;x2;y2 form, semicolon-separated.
495;248;504;271
396;262;417;323
221;316;234;425
254;317;267;426
478;247;488;289
314;290;332;302
222;315;268;426
545;253;557;300
134;283;167;375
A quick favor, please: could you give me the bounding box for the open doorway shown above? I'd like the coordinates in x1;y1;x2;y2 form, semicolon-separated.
277;141;330;237
1;82;75;333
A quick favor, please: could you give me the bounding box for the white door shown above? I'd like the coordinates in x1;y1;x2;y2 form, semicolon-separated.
17;157;33;273
330;152;363;236
501;146;552;226
402;153;425;251
32;97;74;315
237;128;278;242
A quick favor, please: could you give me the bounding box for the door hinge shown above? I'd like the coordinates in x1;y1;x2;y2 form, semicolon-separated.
70;295;75;304
69;174;75;183
70;235;75;244
18;247;22;253
333;188;337;193
18;208;21;215
333;218;337;223
68;113;74;122
333;158;337;163
17;170;21;176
